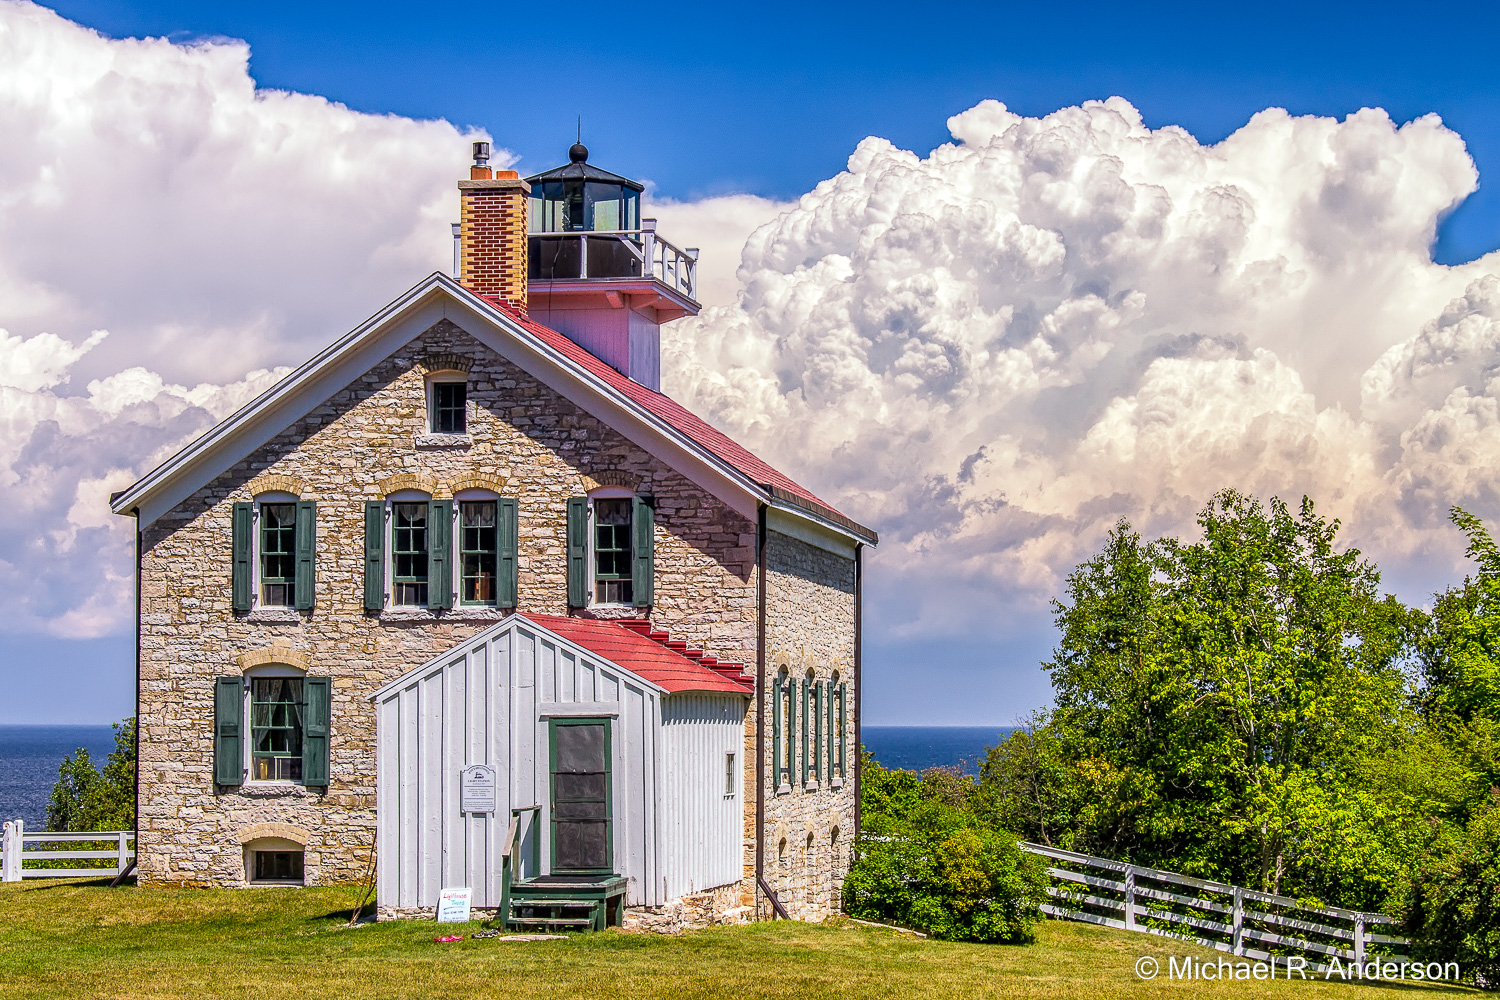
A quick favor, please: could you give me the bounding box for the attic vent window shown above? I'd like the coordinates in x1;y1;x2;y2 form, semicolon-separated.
431;381;467;434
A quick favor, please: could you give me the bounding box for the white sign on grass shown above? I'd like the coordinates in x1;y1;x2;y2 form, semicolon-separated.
437;887;472;923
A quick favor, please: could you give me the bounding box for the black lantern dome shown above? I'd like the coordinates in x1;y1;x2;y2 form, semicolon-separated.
526;146;643;234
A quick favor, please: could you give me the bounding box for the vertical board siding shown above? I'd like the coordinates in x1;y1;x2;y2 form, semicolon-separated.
375;618;668;911
660;694;746;899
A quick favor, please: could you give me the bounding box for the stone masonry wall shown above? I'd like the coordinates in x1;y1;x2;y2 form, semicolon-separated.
753;530;858;921
137;318;759;887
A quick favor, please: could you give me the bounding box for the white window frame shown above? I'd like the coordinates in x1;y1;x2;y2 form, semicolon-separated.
585;487;635;609
453;488;501;608
385;490;433;609
248;491;298;610
241;663;307;787
425;372;469;435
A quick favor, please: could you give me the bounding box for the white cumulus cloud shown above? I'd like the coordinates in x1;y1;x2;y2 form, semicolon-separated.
662;97;1500;649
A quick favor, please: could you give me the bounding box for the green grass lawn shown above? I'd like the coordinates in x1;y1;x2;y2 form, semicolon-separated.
0;879;1476;1000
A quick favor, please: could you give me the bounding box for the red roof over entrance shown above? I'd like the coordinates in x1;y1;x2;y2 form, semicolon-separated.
525;613;753;695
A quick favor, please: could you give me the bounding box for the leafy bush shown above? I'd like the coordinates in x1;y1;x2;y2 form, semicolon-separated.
1401;796;1500;987
845;755;1048;943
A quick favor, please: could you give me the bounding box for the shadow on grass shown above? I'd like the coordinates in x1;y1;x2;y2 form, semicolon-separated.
18;877;122;891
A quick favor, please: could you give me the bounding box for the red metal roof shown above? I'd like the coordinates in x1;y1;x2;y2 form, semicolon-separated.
478;295;874;541
524;613;753;695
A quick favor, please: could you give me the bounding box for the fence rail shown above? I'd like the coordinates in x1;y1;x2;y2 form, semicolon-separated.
2;821;135;881
1019;842;1407;971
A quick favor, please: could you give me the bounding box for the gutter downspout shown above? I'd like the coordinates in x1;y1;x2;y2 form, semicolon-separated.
853;542;863;845
117;510;141;887
754;502;767;919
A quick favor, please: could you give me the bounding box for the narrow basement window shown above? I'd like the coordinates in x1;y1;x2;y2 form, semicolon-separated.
253;850;304;884
431;381;467;434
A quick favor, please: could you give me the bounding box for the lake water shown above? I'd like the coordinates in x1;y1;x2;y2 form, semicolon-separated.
862;726;1015;775
0;725;118;831
0;723;1010;831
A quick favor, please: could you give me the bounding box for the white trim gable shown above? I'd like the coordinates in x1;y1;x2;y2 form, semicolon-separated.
369;613;668;703
110;272;868;547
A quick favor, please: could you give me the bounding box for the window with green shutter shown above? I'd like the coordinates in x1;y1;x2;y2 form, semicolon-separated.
592;498;633;605
259;502;296;607
214;676;244;785
811;678;822;782
231;503;253;612
459;500;497;605
800;676;811;786
391;502;429;607
837;681;847;779
364;501;385;611
250;677;303;782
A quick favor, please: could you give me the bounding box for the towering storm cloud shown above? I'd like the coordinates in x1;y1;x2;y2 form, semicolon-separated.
663;98;1500;645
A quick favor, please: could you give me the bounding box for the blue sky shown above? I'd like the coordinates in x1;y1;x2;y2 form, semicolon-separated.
45;0;1500;261
4;1;1500;726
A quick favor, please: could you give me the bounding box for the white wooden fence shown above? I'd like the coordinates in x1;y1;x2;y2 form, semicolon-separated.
1020;842;1408;970
1;821;135;881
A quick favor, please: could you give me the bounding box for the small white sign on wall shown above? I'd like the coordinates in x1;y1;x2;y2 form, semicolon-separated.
437;887;472;923
460;765;497;814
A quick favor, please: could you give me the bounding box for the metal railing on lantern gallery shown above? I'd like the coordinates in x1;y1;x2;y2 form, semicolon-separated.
1;820;135;882
525;221;699;301
1019;842;1410;972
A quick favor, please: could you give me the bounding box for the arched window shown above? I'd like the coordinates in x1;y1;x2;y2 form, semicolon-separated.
214;661;329;789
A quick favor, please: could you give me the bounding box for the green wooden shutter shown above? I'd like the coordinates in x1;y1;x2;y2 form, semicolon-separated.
800;679;810;786
812;682;822;781
294;500;316;611
363;501;385;611
428;499;453;610
566;497;588;608
826;681;835;781
838;682;847;778
497;497;518;608
771;675;782;788
231;502;253;612
302;676;331;786
214;676;244;785
631;496;654;608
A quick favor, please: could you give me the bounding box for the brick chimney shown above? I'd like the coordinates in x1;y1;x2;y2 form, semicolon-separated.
457;141;530;313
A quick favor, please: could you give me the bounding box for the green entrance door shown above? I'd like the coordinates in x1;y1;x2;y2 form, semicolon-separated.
549;719;612;873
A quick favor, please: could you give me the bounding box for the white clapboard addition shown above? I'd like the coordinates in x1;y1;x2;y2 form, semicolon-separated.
659;693;746;898
374;616;664;911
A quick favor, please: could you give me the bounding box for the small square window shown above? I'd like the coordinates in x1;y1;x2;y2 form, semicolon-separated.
431;382;466;434
254;850;304;883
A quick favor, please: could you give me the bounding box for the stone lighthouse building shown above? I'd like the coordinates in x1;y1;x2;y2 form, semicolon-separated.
111;141;876;926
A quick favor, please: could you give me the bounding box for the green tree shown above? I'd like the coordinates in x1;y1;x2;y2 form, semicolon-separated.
47;718;135;832
1002;491;1433;909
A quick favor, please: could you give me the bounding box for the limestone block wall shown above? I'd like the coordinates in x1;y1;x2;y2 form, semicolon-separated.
136;318;758;887
753;530;858;920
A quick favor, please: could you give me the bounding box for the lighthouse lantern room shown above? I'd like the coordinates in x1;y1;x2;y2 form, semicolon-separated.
520;142;700;392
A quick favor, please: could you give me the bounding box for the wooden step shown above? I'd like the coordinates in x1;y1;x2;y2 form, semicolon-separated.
510;917;594;928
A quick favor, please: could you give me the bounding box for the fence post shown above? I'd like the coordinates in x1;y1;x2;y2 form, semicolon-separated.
1354;914;1366;968
2;820;21;882
1232;887;1244;956
1124;867;1136;929
117;832;129;877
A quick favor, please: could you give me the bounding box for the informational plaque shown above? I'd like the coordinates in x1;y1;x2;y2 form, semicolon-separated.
437;887;472;923
459;764;497;814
